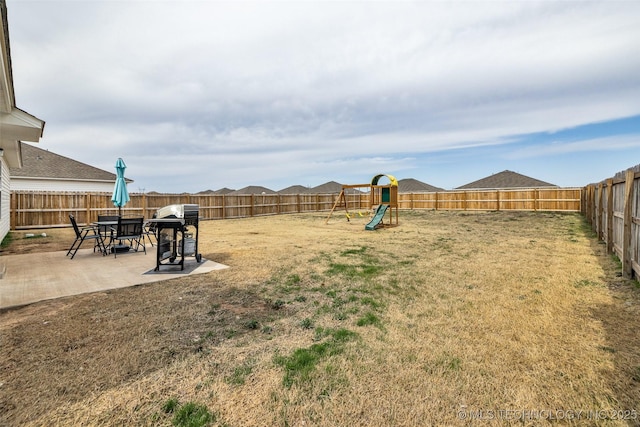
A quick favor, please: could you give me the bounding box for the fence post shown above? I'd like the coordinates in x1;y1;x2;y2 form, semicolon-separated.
606;179;614;254
622;169;634;278
10;192;15;230
596;183;604;240
142;193;147;219
85;193;91;225
435;192;439;210
496;190;500;211
587;185;595;227
222;194;226;219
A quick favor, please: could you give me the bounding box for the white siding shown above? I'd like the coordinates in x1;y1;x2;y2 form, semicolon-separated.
11;178;115;193
1;157;10;242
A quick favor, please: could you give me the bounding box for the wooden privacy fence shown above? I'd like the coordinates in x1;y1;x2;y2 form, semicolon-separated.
10;187;581;230
583;168;640;279
10;192;336;229
397;188;581;211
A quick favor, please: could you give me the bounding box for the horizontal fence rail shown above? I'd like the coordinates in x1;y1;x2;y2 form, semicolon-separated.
10;187;581;231
583;168;640;279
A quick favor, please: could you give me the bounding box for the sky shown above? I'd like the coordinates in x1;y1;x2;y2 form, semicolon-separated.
6;0;640;193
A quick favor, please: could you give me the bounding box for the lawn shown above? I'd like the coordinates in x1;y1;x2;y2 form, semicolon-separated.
1;210;639;426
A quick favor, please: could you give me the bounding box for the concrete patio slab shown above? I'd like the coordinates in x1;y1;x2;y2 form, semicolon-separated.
0;246;228;310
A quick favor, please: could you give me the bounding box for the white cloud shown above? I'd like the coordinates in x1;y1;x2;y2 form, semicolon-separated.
7;0;640;192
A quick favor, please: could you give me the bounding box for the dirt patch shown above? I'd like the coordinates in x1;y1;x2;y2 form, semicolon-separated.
0;228;74;255
1;211;639;426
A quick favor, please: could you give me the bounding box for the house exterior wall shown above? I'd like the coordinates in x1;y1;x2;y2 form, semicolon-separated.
1;156;10;242
11;178;114;193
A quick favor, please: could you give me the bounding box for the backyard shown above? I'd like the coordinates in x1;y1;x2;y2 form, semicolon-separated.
1;210;639;426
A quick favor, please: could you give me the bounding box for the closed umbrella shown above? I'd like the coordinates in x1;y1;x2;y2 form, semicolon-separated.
111;158;130;216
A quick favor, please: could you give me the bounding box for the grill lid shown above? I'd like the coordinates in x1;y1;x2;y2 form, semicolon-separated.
156;204;199;219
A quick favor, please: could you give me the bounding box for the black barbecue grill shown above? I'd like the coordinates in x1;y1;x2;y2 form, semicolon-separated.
148;204;202;271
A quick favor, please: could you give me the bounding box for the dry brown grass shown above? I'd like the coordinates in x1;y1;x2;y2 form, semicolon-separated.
1;210;639;426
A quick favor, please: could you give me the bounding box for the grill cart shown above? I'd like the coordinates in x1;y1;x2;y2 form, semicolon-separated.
148;204;202;271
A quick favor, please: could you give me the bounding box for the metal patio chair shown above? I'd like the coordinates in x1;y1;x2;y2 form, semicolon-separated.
67;214;106;259
140;215;157;248
112;216;146;258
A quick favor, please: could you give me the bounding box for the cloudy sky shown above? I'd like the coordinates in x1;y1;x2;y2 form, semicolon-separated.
7;0;640;193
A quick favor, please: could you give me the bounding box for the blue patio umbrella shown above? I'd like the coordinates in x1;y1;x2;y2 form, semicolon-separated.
111;158;130;216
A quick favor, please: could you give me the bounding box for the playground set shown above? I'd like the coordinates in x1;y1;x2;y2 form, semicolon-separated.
325;174;399;230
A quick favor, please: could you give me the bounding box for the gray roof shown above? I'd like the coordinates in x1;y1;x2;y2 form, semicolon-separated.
278;185;310;194
228;186;276;195
309;181;343;193
398;178;444;192
456;170;556;189
9;143;127;182
214;187;235;195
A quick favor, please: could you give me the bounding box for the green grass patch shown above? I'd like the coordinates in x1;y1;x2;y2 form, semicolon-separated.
162;398;180;414
325;246;384;280
0;232;13;248
356;311;382;328
300;318;314;329
340;246;368;256
430;352;463;373
360;296;383;309
326;262;382;279
275;328;358;387
160;400;215;427
244;319;260;330
574;279;601;288
225;364;253;385
172;401;214;427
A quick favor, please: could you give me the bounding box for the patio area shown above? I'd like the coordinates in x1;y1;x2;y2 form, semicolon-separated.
0;246;228;310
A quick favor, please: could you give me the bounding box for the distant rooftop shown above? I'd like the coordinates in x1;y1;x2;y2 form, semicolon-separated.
228;186;276;195
398;178;444;192
278;185;310;194
456;170;556;189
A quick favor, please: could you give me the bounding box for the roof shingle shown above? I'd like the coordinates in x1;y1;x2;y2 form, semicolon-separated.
10;143;121;182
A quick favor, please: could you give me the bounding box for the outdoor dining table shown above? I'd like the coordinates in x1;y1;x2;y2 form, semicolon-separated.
92;219;148;255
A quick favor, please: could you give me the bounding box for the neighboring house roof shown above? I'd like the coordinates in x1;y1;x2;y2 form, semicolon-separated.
228;186;276;195
309;181;342;193
398;178;444;192
456;170;556;189
10;143;130;183
214;187;235;194
278;185;310;194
